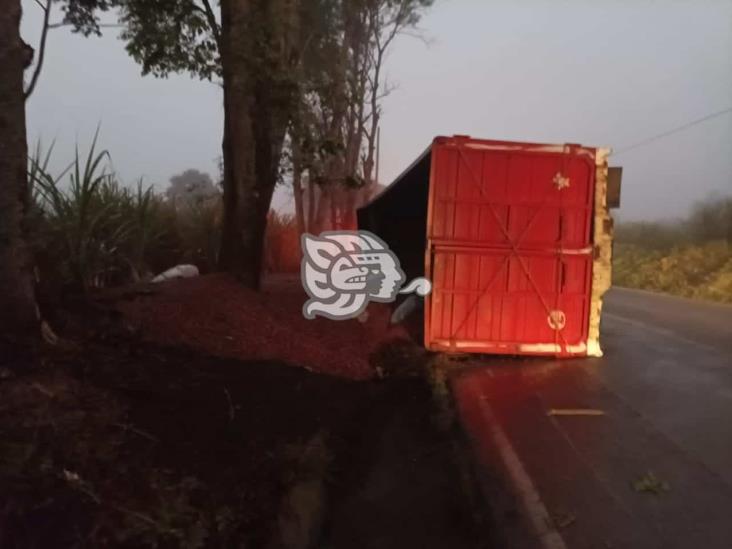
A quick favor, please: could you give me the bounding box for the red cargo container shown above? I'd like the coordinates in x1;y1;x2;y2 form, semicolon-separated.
358;135;614;357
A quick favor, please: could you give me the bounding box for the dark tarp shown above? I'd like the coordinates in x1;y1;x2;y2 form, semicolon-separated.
357;146;431;280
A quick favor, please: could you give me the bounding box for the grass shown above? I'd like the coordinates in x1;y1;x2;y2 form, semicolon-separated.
613;195;732;303
613;241;732;303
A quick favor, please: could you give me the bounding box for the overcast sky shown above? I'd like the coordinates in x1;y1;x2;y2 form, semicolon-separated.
21;0;732;220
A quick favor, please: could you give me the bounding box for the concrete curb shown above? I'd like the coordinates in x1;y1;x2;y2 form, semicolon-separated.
474;393;567;549
444;369;569;549
425;365;494;547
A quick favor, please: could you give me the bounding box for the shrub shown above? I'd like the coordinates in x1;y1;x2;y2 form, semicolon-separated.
173;196;222;273
614;221;688;251
687;195;732;244
264;212;300;273
27;132;307;293
28;133;173;292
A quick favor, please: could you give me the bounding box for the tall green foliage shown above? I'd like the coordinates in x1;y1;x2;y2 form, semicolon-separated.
174;197;222;272
28;132;167;291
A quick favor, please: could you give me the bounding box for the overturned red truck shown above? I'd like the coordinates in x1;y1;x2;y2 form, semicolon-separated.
358;135;619;357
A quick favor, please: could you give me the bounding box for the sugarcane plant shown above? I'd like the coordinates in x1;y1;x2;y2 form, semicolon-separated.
27;129;166;292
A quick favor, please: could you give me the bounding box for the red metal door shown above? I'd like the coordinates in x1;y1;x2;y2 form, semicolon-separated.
424;137;597;356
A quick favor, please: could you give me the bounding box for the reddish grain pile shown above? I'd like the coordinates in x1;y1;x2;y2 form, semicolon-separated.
117;274;406;379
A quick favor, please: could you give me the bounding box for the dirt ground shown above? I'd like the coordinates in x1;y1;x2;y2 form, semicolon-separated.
0;277;486;548
112;274;410;380
0;336;368;547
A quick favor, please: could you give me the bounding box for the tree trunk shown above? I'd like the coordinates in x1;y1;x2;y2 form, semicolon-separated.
218;0;257;283
0;2;38;340
291;149;306;235
330;186;339;229
314;184;331;234
363;43;384;195
306;176;316;233
217;0;297;290
343;187;358;229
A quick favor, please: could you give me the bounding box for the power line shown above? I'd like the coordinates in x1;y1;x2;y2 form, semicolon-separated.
613;106;732;156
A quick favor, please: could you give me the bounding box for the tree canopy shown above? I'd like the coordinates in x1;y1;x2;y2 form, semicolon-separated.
25;0;434;287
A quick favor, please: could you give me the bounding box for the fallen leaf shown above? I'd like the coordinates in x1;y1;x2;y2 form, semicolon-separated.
632;471;670;494
552;510;576;529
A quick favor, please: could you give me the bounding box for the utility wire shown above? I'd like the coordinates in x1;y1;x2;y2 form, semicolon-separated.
613;106;732;156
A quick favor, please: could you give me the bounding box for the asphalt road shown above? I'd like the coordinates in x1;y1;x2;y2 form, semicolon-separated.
603;287;732;353
452;287;732;549
601;287;732;486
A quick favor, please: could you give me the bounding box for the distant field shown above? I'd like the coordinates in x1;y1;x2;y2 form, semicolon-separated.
613;241;732;303
612;196;732;303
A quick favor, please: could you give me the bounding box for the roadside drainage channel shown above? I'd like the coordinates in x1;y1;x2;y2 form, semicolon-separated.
270;373;489;549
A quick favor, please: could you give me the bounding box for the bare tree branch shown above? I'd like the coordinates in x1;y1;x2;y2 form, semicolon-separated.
47;21;123;29
24;0;51;100
399;27;432;45
198;0;221;48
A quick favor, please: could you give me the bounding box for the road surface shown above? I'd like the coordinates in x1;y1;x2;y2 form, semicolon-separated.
452;287;732;549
